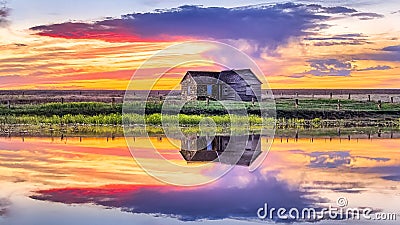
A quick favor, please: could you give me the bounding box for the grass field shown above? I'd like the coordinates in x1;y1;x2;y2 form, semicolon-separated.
0;98;399;126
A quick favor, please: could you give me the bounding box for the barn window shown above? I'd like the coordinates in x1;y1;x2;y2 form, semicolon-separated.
206;141;213;151
187;86;191;94
246;85;253;95
207;85;212;95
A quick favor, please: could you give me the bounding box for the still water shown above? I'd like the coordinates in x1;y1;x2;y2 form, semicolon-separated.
0;135;399;225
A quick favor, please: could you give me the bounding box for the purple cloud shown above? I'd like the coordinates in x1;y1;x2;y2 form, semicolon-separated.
0;1;9;27
313;41;367;46
382;45;400;52
353;45;400;62
351;12;384;20
306;58;353;76
357;65;392;71
30;3;362;52
305;33;370;46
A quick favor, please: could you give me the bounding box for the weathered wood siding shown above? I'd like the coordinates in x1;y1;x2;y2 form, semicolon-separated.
219;70;262;101
181;75;197;101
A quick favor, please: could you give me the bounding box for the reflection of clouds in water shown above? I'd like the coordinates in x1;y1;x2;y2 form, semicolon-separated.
309;151;352;168
303;181;367;194
31;168;317;222
287;149;398;193
353;166;400;182
0;198;11;216
290;150;391;169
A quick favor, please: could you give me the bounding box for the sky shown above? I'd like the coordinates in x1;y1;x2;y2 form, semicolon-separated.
0;0;399;89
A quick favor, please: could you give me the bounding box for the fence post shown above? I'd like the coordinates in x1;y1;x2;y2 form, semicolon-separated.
7;100;10;109
294;98;299;108
330;92;333;99
391;96;394;103
61;97;64;104
377;100;382;109
368;94;371;102
348;93;351;100
337;99;341;110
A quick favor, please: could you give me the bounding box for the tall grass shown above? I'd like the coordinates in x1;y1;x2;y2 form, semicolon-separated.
0;113;272;126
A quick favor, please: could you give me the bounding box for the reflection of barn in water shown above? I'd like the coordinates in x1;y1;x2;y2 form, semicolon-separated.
180;134;261;166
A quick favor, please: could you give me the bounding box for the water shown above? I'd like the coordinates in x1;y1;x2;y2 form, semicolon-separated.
0;135;399;224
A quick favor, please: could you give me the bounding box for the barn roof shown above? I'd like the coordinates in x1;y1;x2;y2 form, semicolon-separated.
219;69;262;84
180;71;220;84
180;69;262;84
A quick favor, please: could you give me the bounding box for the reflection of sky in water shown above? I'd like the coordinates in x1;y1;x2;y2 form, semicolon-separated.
0;137;399;224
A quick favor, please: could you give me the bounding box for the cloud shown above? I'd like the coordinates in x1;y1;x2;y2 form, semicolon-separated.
300;58;353;77
303;181;367;194
382;45;400;52
0;198;11;216
292;150;391;169
0;1;9;27
305;33;370;47
352;166;400;182
30;3;361;51
309;151;352;168
351;12;384;20
356;65;392;71
353;45;400;62
31;169;317;222
313;40;367;46
305;33;367;41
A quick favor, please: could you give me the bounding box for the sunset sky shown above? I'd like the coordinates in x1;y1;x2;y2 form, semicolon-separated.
0;0;399;89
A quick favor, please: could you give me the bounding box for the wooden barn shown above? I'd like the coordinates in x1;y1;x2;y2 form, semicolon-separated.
180;69;262;101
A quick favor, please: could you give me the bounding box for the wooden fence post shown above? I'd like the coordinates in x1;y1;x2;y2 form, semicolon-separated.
348;93;351;100
61;97;64;104
337;99;341;110
7;100;10;109
330;92;333;99
377;100;382;109
294;98;299;108
391;96;394;103
368;95;371;102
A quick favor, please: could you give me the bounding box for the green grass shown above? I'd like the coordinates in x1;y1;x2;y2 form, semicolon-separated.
1;99;399;117
0;99;399;126
1;113;398;128
0;113;272;126
276;98;400;111
0;102;122;116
